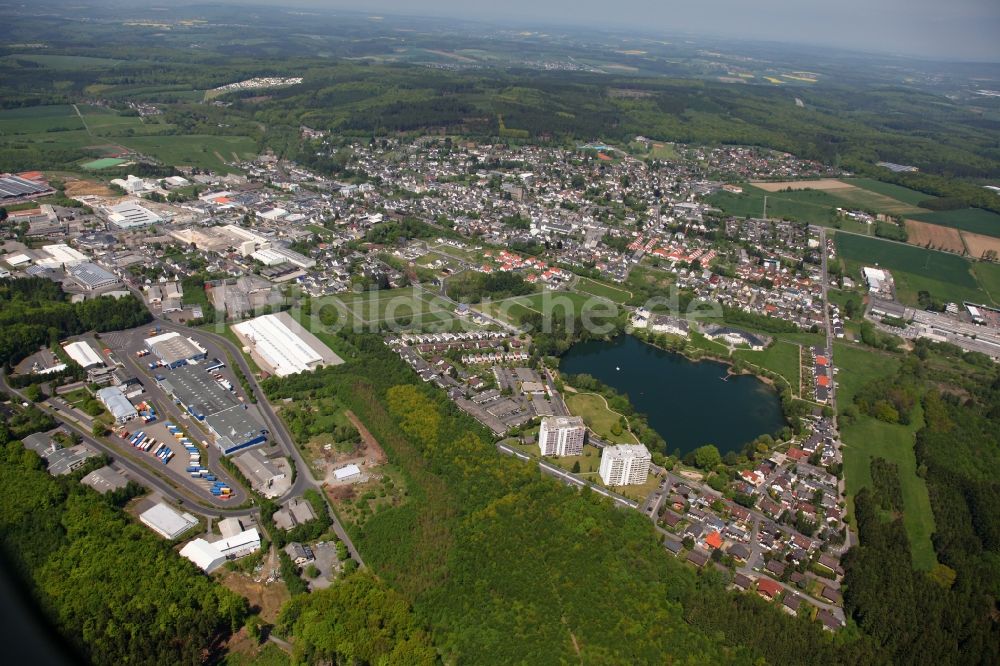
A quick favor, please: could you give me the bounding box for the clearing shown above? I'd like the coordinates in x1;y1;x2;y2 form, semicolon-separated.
835;342;937;570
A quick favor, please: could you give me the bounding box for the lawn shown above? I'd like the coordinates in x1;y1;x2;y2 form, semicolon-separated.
733;340;800;390
834;342;937;570
564;391;639;444
908;208;1000;239
572;276;632;304
835;231;994;306
118;135;257;173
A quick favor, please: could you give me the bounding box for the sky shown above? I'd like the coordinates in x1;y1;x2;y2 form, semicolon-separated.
290;0;1000;61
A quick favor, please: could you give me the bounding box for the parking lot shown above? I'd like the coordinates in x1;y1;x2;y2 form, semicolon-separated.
99;325;253;502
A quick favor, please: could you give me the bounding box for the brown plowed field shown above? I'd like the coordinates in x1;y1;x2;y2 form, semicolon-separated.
961;231;1000;259
905;219;965;253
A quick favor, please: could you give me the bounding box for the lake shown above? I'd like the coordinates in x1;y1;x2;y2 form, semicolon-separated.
559;335;785;456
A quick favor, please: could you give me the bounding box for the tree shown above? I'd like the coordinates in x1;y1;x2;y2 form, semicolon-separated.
571;461;581;473
687;444;722;470
306;564;320;579
23;384;43;403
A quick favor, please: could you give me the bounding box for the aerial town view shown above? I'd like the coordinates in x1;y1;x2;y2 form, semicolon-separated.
0;1;998;664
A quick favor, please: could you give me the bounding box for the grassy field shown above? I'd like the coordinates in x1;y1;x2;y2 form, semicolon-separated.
732;340;800;390
81;157;127;170
841;412;937;570
840;178;931;207
824;183;925;216
564;392;639;444
118;135;257;172
0;104;83;134
707;186;842;225
835;231;995;306
328;286;459;329
908;208;1000;238
834;342;936;570
2;54;126;69
572;276;632;304
972;262;1000;302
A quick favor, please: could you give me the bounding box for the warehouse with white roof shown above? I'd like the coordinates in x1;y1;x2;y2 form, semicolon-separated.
139;502;199;539
64;340;104;369
232;311;342;377
37;244;87;269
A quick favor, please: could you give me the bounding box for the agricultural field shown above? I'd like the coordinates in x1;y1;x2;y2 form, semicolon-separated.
0;104;83;134
750;179;848;192
707;186;843;225
904;219;965;253
572;276;632;304
841;177;931;206
117;135;258;173
962;232;1000;261
908;208;1000;238
835;231;995;306
2;53;126;69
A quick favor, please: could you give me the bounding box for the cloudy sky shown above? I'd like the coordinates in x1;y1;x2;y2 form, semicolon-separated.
298;0;1000;61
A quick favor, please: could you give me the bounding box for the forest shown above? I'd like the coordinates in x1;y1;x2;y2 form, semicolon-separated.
262;333;881;664
0;278;151;367
0;439;248;665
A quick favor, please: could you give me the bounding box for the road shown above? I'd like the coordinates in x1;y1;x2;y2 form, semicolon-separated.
148;319;366;566
495;442;637;509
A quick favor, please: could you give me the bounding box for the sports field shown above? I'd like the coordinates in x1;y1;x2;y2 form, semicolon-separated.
81;157;128;170
835;232;995;306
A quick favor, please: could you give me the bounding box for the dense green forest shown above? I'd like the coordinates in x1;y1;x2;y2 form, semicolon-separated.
263;334;877;664
0;278;151;367
0;439;248;664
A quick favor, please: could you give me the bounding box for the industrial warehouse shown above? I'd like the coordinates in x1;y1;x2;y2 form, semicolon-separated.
232;311;342;377
145;331;208;368
157;363;268;454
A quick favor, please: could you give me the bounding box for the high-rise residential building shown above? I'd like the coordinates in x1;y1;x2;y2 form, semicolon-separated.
599;444;651;486
538;416;587;457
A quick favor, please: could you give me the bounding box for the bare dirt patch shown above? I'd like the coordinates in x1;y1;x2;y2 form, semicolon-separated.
751;179;851;192
905;219;966;253
219;568;290;624
960;231;1000;260
345;410;387;464
63;178;113;197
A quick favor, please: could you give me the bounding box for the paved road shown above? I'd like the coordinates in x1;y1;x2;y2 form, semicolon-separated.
150;319;365;566
496;442;637;509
